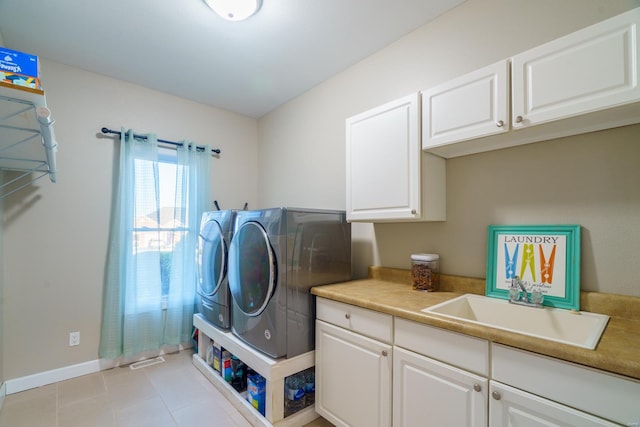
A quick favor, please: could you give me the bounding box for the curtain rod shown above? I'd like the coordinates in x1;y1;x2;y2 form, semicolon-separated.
100;127;221;155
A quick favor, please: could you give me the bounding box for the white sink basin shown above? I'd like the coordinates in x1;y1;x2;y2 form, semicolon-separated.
422;294;609;350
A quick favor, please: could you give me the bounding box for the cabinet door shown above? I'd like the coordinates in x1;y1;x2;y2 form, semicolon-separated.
512;8;640;129
393;346;487;427
490;382;619;427
491;343;640;425
315;319;392;427
346;93;421;222
422;60;509;153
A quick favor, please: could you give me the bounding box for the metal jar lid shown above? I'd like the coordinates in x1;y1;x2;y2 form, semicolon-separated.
411;253;439;262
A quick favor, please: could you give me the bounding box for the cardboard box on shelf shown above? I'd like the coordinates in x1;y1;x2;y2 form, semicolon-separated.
221;350;233;382
0;47;41;90
247;373;266;416
211;341;223;374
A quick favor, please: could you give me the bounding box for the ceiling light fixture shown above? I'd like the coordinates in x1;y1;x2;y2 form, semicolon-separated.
204;0;263;22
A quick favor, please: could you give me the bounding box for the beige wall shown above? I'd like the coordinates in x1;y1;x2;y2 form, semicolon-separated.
2;60;258;379
258;0;640;293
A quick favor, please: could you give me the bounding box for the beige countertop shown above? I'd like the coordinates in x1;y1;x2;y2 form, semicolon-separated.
311;266;640;381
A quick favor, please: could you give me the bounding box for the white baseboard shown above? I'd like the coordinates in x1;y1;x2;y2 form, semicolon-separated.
4;343;193;395
5;359;101;395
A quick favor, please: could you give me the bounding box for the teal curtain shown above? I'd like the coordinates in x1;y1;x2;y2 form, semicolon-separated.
163;142;211;345
99;129;211;359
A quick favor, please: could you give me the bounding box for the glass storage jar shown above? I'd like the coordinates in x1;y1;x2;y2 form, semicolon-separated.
411;253;439;291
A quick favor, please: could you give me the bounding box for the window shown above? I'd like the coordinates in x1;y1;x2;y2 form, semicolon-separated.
132;149;186;302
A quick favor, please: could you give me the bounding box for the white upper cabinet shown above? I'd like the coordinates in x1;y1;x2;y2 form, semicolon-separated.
512;7;640;129
346;93;445;223
422;60;509;156
421;7;640;159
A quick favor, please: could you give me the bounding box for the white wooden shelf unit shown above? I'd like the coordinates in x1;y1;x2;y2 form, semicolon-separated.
193;313;319;427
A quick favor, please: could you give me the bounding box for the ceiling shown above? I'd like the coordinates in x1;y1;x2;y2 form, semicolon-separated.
0;0;466;118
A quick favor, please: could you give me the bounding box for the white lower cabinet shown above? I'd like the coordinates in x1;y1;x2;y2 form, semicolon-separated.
393;318;489;427
315;301;640;427
393;346;487;427
491;343;640;426
315;298;393;427
489;381;619;427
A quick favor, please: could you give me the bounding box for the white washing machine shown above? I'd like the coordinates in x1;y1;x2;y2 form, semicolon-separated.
227;207;351;359
196;210;236;330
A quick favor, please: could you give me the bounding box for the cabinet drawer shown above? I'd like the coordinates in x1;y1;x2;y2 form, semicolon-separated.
492;343;640;426
316;298;393;344
394;317;489;376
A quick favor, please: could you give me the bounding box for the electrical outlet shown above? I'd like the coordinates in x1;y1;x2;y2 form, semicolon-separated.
69;331;80;347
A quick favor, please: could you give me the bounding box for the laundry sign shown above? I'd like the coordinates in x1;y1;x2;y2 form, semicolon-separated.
486;225;581;310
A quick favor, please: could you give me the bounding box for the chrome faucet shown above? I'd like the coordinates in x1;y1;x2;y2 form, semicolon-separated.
509;276;544;308
515;276;528;295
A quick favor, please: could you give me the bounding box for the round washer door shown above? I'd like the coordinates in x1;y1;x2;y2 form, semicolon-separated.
228;221;277;316
197;219;227;297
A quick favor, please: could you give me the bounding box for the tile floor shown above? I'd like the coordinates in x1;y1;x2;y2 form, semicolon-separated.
0;350;334;427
